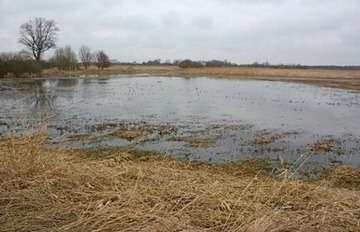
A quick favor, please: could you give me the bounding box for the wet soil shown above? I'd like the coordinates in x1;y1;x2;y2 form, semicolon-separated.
280;77;360;91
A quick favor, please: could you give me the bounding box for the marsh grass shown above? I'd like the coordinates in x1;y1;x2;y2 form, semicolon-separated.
43;65;360;79
1;126;360;231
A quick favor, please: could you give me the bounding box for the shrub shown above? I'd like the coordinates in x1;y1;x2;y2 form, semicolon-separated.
0;52;42;78
95;50;112;70
178;59;204;69
49;46;78;70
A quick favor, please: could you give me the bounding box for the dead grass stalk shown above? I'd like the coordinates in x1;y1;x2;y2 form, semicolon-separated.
1;127;360;231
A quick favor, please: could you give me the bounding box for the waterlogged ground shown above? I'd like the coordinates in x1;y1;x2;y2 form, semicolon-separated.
1;76;359;178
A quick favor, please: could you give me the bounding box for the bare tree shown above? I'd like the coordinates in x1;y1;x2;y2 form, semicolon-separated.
50;45;77;70
79;45;93;69
18;17;59;62
95;50;111;70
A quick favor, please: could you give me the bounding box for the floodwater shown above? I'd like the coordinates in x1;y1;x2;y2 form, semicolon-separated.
1;76;359;178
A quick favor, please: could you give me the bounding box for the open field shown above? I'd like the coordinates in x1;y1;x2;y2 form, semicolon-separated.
42;65;360;91
1;127;360;231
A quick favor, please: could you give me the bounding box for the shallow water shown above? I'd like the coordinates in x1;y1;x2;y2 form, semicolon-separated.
1;76;359;177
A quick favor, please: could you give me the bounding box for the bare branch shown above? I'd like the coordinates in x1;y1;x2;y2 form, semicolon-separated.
50;45;78;70
79;45;93;69
18;17;59;62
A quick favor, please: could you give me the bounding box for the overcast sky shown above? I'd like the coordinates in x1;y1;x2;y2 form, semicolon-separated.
1;0;360;65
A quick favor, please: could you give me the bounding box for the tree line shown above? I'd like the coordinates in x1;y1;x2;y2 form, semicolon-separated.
110;58;360;71
48;45;111;71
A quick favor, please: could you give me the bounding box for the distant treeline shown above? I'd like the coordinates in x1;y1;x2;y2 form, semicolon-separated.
114;59;237;68
239;62;360;70
115;59;360;70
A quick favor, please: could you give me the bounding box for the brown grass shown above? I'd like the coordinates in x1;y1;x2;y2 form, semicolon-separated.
110;129;142;140
179;66;360;79
1;126;360;231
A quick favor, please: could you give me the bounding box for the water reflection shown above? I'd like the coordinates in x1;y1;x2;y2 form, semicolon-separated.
57;78;79;87
34;88;54;109
0;76;359;176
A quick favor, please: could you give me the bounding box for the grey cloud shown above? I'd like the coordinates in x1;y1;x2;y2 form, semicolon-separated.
191;15;214;29
119;15;154;31
161;11;182;29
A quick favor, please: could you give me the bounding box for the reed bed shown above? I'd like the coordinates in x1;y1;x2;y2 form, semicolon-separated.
43;65;360;79
1;126;360;231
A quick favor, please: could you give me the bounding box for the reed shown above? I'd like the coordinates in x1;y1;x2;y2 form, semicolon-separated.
43;65;360;79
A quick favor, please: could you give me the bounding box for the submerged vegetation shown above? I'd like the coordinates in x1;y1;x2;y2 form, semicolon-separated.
1;126;360;231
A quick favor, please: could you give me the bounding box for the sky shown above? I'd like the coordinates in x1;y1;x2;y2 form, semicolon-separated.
0;0;360;65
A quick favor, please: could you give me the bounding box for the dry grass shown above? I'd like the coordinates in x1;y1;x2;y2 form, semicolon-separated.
177;66;360;79
1;126;360;231
42;65;176;77
43;65;360;79
110;129;142;140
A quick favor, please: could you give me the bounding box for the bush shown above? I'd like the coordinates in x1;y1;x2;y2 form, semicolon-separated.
178;59;204;69
205;59;227;67
49;46;78;70
0;59;5;77
0;52;42;78
95;50;112;70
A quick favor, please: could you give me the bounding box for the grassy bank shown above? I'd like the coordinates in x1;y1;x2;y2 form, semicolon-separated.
42;65;360;91
1;127;360;231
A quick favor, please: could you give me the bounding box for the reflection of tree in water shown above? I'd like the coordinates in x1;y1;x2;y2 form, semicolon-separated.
25;81;58;122
49;79;79;102
96;78;109;84
34;81;56;110
34;87;55;109
82;78;92;85
57;78;79;87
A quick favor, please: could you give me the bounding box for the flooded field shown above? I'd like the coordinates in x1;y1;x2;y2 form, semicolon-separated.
1;76;359;178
